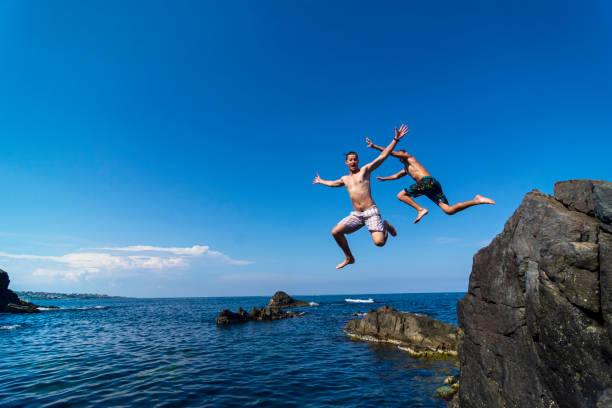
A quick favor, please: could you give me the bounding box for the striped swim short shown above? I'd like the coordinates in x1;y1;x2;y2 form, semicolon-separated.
339;205;385;233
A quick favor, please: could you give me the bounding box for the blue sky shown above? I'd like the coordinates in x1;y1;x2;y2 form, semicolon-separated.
1;1;610;297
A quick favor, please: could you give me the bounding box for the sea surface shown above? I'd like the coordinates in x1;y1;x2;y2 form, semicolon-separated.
0;293;463;407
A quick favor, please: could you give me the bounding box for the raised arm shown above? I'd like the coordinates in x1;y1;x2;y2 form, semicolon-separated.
376;169;408;181
363;124;409;172
313;173;345;187
366;137;409;159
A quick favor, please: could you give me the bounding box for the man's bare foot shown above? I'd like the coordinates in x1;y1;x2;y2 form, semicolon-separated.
414;209;429;224
336;257;355;269
475;195;496;205
384;220;397;237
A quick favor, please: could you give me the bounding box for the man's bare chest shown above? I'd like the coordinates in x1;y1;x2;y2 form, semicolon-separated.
344;173;370;190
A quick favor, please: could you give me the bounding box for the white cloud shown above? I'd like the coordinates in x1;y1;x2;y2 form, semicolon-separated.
207;250;253;266
33;268;86;281
0;245;251;282
99;245;209;256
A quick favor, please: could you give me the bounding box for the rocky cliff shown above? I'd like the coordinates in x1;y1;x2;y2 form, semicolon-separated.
0;269;44;313
456;180;612;408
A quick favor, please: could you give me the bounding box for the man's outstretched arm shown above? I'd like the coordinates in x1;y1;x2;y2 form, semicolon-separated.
363;124;409;172
313;173;344;187
376;169;408;181
366;138;410;159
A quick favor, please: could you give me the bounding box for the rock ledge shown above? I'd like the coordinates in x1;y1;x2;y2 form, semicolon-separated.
344;306;460;358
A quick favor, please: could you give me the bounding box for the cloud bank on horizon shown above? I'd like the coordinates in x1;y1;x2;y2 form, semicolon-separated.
0;245;252;282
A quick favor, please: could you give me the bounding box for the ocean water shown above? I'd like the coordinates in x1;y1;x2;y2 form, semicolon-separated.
0;293;463;407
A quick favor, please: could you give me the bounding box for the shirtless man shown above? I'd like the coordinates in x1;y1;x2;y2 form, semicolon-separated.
313;125;409;269
366;137;495;224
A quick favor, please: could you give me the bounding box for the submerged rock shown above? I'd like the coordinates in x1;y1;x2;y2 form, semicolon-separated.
457;180;612;408
343;306;460;358
268;291;310;308
0;269;54;313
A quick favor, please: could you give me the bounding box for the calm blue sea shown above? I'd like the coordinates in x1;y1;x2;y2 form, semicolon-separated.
0;293;463;407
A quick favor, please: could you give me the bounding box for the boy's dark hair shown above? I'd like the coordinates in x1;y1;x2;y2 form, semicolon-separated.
345;151;358;160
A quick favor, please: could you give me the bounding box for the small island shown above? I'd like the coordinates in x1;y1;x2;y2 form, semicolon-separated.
15;291;128;300
216;290;311;325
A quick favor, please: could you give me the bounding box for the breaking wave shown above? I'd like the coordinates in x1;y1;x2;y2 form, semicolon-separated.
345;298;375;303
0;325;21;330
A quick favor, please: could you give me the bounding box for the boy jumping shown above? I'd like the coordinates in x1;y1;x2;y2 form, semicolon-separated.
366;136;495;224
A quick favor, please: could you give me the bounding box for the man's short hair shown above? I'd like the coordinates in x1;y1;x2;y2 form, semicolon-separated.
345;151;358;160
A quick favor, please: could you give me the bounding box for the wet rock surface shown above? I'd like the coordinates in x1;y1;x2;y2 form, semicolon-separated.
344;305;460;358
456;180;612;408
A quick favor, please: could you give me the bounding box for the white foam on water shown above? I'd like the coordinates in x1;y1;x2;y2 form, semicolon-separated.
0;325;21;330
37;307;55;311
71;305;107;310
49;305;108;311
309;302;319;306
345;298;375;303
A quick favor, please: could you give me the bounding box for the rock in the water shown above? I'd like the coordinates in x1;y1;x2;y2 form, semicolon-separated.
0;269;48;314
249;306;303;321
437;384;459;400
344;306;460;358
215;308;250;325
268;291;310;308
457;180;612;408
215;305;305;325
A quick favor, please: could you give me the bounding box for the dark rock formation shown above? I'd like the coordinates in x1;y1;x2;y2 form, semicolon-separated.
456;180;612;408
268;291;310;308
215;306;305;325
0;269;50;313
344;306;460;358
215;307;250;325
216;291;310;325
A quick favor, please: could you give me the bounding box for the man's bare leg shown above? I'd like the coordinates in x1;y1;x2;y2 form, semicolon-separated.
371;220;396;247
384;220;397;237
397;191;428;223
438;195;496;215
331;224;355;269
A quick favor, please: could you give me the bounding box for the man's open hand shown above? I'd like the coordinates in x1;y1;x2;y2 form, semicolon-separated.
313;173;322;184
365;138;374;148
395;124;409;140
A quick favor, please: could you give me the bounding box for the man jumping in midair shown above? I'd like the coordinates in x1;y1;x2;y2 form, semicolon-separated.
366;136;495;224
313;125;409;269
